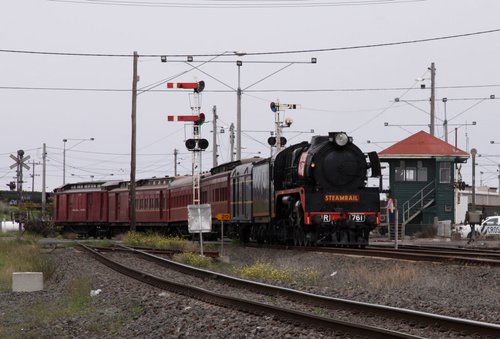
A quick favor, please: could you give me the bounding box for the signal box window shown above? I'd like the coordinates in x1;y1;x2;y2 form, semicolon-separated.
405;167;416;181
439;162;451;183
417;161;427;182
396;160;428;182
395;161;405;182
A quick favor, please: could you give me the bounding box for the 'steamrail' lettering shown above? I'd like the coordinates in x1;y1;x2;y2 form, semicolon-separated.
324;194;360;203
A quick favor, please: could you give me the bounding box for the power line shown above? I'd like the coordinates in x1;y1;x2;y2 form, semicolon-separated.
1;28;499;58
2;84;500;93
49;0;426;9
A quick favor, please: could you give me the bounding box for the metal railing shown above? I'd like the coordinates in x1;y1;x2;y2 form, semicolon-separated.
402;181;436;224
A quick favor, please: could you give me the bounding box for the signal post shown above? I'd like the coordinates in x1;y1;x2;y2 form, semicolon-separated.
269;100;300;153
167;81;210;254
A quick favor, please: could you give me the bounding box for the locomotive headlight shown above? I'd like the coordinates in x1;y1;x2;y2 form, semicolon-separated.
333;132;349;147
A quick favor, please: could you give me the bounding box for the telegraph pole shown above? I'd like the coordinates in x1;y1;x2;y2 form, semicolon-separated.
212;105;218;168
229;123;235;162
42;143;47;217
430;62;436;136
471;148;477;209
30;160;40;193
130;51;138;232
173;148;178;176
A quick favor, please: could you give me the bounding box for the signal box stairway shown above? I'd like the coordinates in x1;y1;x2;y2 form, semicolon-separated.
388;181;436;240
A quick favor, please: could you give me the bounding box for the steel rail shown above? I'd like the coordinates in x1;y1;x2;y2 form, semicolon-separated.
322;247;500;266
77;244;414;338
106;244;500;338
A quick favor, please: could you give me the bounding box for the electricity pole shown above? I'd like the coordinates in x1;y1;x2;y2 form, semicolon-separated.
130;51;138;232
173;148;178;176
42;143;47;217
229;123;235;162
430;62;436;136
212;105;218;168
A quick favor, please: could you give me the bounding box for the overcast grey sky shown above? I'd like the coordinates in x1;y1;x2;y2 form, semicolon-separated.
1;0;500;191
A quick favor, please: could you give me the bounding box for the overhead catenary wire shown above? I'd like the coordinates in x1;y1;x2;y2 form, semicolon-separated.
2;84;499;94
48;0;427;9
1;28;499;58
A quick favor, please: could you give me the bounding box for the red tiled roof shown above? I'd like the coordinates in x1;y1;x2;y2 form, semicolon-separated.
378;130;469;159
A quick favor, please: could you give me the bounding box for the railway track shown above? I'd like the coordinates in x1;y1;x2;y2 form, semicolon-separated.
80;243;500;338
245;243;500;266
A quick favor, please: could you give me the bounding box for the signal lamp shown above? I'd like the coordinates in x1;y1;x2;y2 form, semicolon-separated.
280;137;287;146
195;81;205;93
267;137;276;146
270;102;278;112
185;139;196;150
195;113;206;125
161;56;167;63
198;139;209;150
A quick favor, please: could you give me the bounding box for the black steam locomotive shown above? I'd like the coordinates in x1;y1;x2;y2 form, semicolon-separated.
231;131;381;247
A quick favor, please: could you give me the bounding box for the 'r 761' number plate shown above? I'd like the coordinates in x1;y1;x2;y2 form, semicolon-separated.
349;214;366;222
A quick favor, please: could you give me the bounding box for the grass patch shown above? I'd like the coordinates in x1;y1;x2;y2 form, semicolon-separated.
0;274;96;337
123;232;199;252
0;231;18;238
172;252;213;268
65;275;93;312
0;237;56;291
232;261;319;285
346;265;418;290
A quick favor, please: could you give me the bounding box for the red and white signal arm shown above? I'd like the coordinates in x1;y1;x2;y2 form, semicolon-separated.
167;82;199;89
167;81;205;92
167;115;199;122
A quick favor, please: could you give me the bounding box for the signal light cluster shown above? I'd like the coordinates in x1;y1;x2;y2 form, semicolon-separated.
185;138;209;150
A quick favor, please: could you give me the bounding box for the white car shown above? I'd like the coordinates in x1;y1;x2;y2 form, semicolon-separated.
479;216;500;236
454;216;500;239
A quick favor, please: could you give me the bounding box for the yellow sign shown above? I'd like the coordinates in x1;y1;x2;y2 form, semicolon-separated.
216;213;231;221
324;194;360;203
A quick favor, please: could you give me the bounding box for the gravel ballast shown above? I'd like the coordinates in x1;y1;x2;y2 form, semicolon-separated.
0;242;498;338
